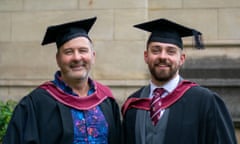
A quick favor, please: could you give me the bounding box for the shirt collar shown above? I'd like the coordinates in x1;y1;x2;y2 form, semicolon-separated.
52;71;95;96
150;75;180;97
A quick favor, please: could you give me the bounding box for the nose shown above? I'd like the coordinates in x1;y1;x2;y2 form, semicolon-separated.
72;51;82;60
158;50;168;59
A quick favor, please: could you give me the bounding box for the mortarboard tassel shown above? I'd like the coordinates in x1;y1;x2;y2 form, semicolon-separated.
192;30;204;49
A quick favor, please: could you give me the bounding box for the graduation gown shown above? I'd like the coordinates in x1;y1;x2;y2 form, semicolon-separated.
3;85;122;144
122;85;237;144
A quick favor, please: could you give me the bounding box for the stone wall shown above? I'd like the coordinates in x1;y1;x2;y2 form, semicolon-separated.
0;0;240;139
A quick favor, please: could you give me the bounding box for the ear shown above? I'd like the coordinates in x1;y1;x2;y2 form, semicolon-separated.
56;52;60;67
144;50;148;64
91;51;96;64
179;52;186;66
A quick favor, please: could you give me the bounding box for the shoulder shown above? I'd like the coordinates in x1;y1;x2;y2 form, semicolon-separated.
10;88;48;114
18;87;56;108
186;85;215;98
19;87;45;101
30;87;54;100
183;85;224;107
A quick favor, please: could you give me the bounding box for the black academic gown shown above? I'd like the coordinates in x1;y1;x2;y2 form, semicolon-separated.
3;88;122;144
122;85;237;144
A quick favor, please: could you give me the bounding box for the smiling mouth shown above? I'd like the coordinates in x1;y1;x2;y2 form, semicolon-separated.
156;63;169;67
71;65;85;71
155;63;170;70
159;64;167;67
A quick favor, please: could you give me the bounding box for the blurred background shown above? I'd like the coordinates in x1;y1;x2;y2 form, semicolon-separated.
0;0;239;141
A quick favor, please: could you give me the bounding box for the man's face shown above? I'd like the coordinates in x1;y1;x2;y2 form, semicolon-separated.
144;42;185;85
56;37;95;82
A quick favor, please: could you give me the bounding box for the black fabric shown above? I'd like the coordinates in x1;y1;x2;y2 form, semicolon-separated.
133;18;204;49
41;17;96;48
3;88;122;144
100;98;122;144
123;87;144;144
122;86;237;144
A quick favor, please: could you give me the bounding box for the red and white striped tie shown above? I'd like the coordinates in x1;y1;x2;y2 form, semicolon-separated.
150;88;165;126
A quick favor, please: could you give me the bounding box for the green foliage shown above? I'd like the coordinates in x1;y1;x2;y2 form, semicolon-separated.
0;100;17;142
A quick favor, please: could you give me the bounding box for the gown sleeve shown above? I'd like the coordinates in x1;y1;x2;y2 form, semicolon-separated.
2;96;40;144
213;94;237;144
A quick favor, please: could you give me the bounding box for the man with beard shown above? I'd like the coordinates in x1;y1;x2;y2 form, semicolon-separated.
3;17;122;144
121;18;237;144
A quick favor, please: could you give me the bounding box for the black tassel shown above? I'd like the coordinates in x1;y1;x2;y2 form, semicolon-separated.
193;30;204;49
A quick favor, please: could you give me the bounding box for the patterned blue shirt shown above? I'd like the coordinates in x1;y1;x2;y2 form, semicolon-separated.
52;71;108;144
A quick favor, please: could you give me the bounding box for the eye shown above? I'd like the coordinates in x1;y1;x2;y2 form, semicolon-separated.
78;48;89;54
63;49;73;55
167;48;177;55
150;47;161;54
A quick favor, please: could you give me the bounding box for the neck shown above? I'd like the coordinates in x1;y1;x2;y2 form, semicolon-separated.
151;79;167;87
151;73;179;87
62;77;90;97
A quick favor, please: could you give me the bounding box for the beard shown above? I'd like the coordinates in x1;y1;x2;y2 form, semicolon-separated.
61;61;91;81
69;69;89;80
61;68;89;82
148;60;179;82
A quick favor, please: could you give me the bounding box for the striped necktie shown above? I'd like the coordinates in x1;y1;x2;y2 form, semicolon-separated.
150;88;165;126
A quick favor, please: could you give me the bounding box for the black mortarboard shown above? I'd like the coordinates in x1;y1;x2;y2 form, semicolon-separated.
41;16;97;48
134;18;204;49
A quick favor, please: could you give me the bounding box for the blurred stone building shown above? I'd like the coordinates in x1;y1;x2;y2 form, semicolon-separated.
0;0;239;141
